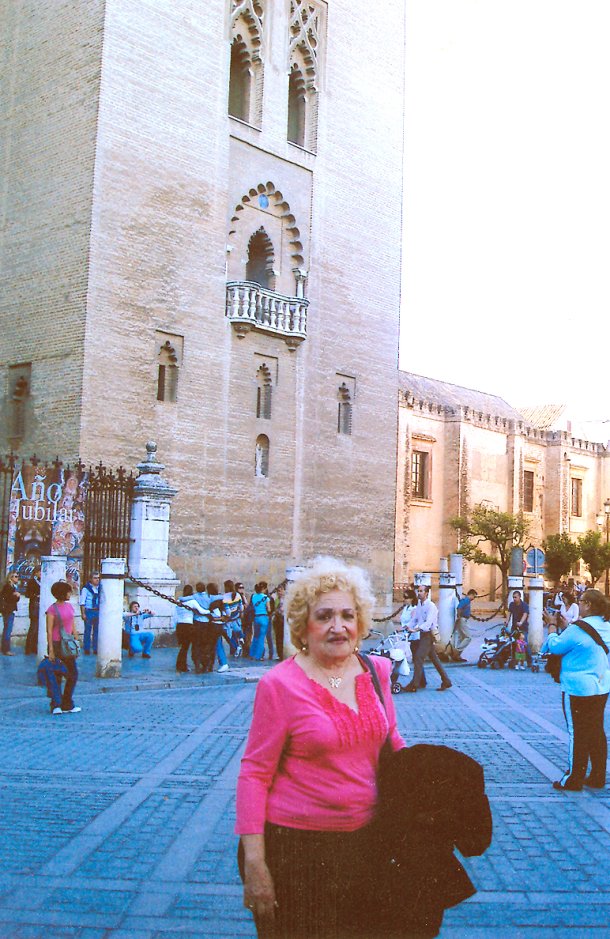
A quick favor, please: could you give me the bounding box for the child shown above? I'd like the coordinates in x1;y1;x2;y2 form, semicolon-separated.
514;631;528;670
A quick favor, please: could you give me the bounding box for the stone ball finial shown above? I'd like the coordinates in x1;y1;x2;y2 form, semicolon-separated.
146;441;158;461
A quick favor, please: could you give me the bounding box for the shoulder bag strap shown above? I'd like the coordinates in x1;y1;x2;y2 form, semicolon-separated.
576;619;609;655
357;652;386;714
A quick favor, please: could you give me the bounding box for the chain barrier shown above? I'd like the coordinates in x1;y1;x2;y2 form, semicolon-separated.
123;566;288;611
372;603;407;624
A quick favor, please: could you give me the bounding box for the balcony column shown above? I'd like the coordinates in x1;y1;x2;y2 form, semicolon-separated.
293;268;308;298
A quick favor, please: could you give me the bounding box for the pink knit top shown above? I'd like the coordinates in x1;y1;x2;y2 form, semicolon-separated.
235;655;405;834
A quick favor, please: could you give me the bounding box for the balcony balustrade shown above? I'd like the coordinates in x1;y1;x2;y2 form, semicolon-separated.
226;281;309;349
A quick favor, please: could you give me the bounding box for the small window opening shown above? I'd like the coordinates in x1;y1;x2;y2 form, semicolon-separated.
256;365;272;419
229;38;251;121
337;383;352;435
524;470;535;513
255;434;270;477
411;450;430;499
246;228;275;289
157;341;179;403
287;64;306;146
11;375;29;438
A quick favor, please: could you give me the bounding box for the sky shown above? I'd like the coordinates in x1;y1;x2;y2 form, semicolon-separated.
399;0;610;419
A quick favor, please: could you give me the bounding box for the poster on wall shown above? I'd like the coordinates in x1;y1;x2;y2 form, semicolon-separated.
5;463;89;590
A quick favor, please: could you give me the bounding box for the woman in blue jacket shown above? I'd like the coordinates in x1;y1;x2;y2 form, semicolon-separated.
542;588;610;791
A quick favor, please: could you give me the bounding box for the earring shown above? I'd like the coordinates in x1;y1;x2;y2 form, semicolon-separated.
301;644;308;653
354;645;360;652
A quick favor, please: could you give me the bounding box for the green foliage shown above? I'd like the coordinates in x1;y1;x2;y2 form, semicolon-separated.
577;530;610;587
449;505;529;602
542;533;581;584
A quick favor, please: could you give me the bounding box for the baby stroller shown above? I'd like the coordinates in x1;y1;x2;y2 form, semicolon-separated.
368;627;411;693
477;625;517;670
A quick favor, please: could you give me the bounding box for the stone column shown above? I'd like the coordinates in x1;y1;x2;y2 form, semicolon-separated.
450;552;464;620
438;573;456;646
127;442;180;630
97;557;125;678
527;576;544;654
38;555;67;660
413;572;432;589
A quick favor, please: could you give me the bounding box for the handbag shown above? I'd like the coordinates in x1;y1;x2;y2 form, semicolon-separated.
52;604;80;659
545;619;609;683
431;625;441;643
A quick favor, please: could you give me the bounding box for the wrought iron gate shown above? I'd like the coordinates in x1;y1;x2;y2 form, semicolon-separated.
81;464;135;579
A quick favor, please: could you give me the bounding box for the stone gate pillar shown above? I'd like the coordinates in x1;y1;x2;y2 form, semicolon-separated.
527;576;544;654
127;442;180;627
97;557;125;678
38;555;67;660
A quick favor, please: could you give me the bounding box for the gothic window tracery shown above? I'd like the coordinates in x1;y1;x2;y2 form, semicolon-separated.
287;0;324;151
230;0;265;127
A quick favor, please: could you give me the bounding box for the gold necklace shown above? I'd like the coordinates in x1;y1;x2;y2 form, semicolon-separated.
311;656;353;689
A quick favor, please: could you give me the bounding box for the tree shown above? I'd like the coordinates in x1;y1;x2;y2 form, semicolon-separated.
542;533;581;585
449;505;529;606
577;531;610;588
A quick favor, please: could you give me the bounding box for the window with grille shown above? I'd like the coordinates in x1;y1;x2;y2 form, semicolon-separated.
411;450;430;500
524;470;535;513
571;477;583;517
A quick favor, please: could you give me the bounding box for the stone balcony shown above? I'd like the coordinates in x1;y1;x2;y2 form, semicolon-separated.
226;281;309;349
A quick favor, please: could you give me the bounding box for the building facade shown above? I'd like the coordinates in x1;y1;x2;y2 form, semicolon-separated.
396;372;610;596
1;0;405;598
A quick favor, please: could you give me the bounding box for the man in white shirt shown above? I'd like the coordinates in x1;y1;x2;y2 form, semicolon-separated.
405;585;452;693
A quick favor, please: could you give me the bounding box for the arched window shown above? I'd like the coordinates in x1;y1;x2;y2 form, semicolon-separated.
337;383;352;435
255;434;270;477
287;64;306;146
229;37;252;121
256;364;272;419
246;227;274;288
157;341;179;403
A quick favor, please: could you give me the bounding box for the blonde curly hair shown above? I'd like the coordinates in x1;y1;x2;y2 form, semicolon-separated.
286;556;375;650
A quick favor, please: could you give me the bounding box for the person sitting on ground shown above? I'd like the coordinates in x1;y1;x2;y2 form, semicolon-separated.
451;589;477;662
46;581;81;715
122;601;154;659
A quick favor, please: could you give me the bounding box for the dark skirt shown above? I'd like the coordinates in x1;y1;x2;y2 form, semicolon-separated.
238;823;374;939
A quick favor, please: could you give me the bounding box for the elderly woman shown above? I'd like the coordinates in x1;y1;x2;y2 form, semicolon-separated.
235;557;404;938
542;588;610;791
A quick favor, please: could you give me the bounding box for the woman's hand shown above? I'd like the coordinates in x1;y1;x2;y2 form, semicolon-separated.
243;858;276;920
241;834;277;921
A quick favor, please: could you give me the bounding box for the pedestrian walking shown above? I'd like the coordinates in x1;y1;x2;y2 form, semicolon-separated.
79;572;100;655
236;556;404;937
123;601;155;658
451;589;477;662
405;585;452;692
1;571;21;656
271;583;286;661
401;588;425;686
45;581;81;715
542;588;610;791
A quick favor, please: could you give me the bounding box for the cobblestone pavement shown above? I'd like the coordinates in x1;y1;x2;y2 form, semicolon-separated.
1;643;610;938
